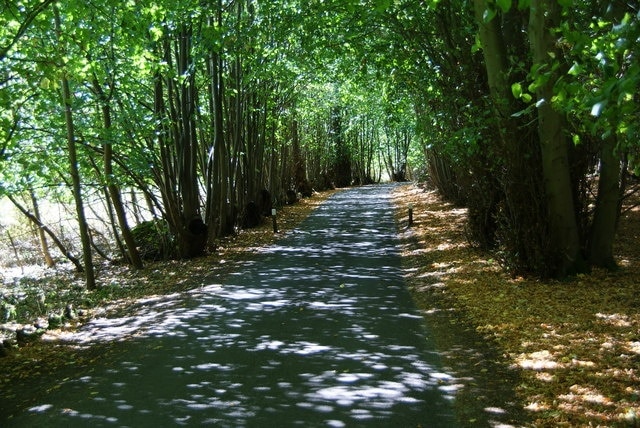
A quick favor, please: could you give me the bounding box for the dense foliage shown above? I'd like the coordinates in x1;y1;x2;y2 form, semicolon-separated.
1;0;638;285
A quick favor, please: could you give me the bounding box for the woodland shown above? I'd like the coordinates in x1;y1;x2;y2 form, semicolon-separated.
0;0;639;425
1;0;638;283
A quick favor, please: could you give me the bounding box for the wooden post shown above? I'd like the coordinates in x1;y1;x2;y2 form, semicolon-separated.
272;208;278;233
408;204;414;227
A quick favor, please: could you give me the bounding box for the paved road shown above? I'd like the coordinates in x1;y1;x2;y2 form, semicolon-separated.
4;184;464;427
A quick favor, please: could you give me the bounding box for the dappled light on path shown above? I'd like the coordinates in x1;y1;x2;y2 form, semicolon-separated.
2;185;527;427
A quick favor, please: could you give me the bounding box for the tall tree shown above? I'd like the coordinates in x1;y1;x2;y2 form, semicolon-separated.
54;5;95;289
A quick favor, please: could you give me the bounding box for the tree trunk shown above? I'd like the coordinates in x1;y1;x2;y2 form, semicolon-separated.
330;106;351;187
205;1;233;240
176;24;206;258
473;0;512;122
292;118;311;195
92;77;143;269
473;0;562;276
529;0;584;275
55;6;96;290
589;135;621;269
7;193;83;272
29;189;55;267
150;25;206;259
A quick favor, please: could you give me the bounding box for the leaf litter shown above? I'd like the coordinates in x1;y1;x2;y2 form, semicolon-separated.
392;183;640;427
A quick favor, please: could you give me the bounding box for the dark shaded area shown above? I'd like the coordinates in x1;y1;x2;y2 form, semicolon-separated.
242;201;263;229
183;216;208;258
286;189;298;205
243;189;274;229
130;219;174;260
256;189;273;217
297;179;313;198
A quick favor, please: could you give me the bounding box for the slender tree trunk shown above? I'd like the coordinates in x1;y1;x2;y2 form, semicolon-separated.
206;1;232;239
29;189;55;267
7;193;83;272
92;77;143;269
6;231;24;274
101;185;127;261
529;0;584;275
473;0;512;134
589;135;621;268
55;6;95;289
177;25;201;221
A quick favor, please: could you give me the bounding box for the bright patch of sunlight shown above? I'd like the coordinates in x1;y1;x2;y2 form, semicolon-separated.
535;372;555;382
524;401;550;412
514;350;560;370
28;404;53;413
571;359;595;368
559;385;613;406
596;312;632;327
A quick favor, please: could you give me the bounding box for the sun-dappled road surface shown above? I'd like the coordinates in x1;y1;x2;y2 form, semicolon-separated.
1;184;522;427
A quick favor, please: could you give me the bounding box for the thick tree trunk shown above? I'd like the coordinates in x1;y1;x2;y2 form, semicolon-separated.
474;0;545;272
529;0;584;275
55;6;96;289
589;135;621;269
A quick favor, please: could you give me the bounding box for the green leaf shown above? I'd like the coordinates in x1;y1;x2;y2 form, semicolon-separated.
40;77;51;89
511;82;522;99
471;33;482;53
374;0;392;12
483;7;497;23
496;0;512;13
517;0;530;9
567;62;582;76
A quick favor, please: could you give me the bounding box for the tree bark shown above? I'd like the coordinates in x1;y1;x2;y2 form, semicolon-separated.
589;135;620;269
529;0;584;275
205;1;233;240
473;0;512;123
29;189;55;267
473;0;557;275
